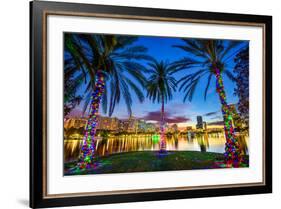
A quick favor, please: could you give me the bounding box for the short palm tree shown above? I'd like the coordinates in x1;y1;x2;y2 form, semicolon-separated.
146;60;177;152
65;34;151;168
173;39;247;166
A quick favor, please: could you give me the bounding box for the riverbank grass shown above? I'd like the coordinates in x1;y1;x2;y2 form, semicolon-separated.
64;151;249;175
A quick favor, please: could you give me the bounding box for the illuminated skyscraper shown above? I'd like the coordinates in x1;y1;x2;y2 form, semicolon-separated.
196;116;204;129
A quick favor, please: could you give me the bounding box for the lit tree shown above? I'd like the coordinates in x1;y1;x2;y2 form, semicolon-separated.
173;39;247;166
146;60;177;152
65;34;151;169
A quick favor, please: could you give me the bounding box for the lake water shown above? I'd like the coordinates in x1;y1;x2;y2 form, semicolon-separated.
64;132;249;162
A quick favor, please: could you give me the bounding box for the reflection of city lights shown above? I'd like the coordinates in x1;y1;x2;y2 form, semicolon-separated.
152;134;160;144
64;133;249;162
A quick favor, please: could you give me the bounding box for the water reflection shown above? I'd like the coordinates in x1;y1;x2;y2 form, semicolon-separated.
64;132;249;162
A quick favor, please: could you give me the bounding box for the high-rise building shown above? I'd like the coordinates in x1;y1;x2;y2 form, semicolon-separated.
144;122;156;132
118;120;129;132
126;116;141;133
203;121;207;130
110;117;119;131
97;116;120;131
64;118;87;129
97;117;110;130
196;116;204;129
64;116;160;133
137;120;146;132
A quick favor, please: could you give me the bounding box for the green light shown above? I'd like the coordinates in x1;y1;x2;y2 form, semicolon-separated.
152;134;160;144
85;156;91;163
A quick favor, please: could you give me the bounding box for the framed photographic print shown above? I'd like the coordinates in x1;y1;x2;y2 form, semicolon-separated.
30;0;272;208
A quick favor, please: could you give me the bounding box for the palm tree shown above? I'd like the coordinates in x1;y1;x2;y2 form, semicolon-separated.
173;39;247;166
146;60;177;152
65;34;151;168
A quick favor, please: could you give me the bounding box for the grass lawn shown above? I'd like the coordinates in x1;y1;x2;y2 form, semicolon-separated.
64;151;249;175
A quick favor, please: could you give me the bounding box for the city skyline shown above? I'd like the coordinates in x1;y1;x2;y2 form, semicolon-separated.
64;114;225;132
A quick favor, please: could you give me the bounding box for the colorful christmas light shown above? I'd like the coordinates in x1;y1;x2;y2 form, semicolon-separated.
159;110;166;153
77;71;105;169
214;68;242;167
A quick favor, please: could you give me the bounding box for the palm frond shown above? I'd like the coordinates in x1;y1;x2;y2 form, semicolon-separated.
204;73;213;100
170;57;204;73
178;69;206;91
65;33;152;117
220;40;244;61
120;79;133;116
146;60;177;104
108;79;119;117
125;77;145;103
173;38;247;104
183;77;200;102
101;83;108;114
82;91;92;114
114;36;138;50
224;69;237;82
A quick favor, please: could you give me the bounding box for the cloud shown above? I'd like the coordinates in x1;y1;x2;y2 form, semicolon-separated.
166;116;191;123
203;111;219;117
142;111;191;123
142;111;168;121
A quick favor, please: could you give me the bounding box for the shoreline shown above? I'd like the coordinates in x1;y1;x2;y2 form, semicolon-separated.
64;150;249;176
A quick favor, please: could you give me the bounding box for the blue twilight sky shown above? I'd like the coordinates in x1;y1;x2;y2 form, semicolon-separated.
66;35;249;127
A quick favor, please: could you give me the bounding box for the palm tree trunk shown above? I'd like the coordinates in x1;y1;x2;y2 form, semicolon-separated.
78;71;105;169
160;96;166;152
214;68;241;166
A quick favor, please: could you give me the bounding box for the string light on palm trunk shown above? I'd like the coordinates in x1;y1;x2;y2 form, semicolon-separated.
215;68;241;167
77;72;105;169
159;100;166;153
160;123;166;152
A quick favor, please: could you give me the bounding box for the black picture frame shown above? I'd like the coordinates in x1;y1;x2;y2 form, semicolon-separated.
30;0;272;208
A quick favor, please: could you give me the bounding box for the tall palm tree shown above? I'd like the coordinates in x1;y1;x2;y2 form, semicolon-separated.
173;39;247;166
146;60;177;152
65;34;151;168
